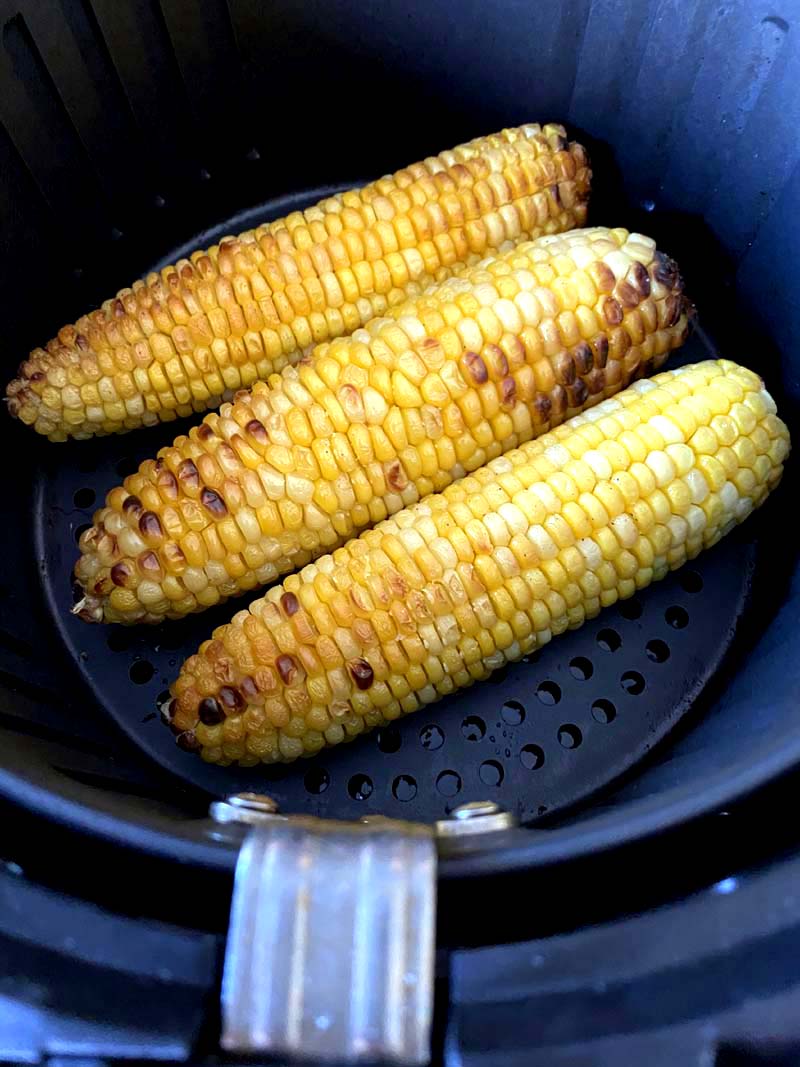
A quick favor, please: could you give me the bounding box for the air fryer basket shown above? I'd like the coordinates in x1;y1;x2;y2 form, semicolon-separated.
0;0;798;886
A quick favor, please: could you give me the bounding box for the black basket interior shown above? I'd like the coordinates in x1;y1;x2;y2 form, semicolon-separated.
0;0;798;878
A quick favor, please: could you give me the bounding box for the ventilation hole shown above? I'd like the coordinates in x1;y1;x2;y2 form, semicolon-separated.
596;628;621;652
129;660;154;685
392;774;417;802
500;700;525;726
479;760;504;786
679;569;704;594
620;670;645;695
73;487;96;509
646;639;670;663
74;522;91;545
520;744;545;770
305;767;330;794
666;605;689;629
487;664;509;686
107;629;133;652
536;681;561;706
558;724;582;749
591;699;617;724
569;656;593;680
348;773;373;801
115;456;134;477
419;724;444;750
436;770;462;797
619;597;643;620
461;715;486;741
376;725;402;753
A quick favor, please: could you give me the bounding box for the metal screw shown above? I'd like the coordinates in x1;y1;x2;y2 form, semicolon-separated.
210;792;283;827
436;800;516;839
452;800;503;820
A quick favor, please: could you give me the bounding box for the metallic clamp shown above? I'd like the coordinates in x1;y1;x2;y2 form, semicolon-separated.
217;799;436;1064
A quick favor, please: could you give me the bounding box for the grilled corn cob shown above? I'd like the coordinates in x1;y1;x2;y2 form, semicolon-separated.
7;124;590;442
166;359;789;765
74;226;690;625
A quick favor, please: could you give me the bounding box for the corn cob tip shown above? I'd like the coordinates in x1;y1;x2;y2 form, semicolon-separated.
71;594;104;624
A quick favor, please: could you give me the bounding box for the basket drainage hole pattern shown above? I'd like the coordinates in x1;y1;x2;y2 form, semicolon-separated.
32;195;758;825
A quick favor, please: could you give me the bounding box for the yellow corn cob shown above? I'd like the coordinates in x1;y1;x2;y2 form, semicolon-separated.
7;124;590;442
74;226;690;625
166;359;789;765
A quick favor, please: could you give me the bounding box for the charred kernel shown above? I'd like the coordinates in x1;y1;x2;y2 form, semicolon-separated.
157;469;179;498
665;294;682;327
532;393;552;421
198;697;224;724
573;342;593;376
176;730;201;752
484;344;509;378
246;419;268;445
30;371;45;382
631;261;651;297
592;261;616;292
281;591;300;616
593;334;609;368
197;424;214;441
387;460;408;491
177;458;200;488
110;561;132;586
567;378;589;407
551;184;562;206
349;658;375;690
586;367;606;394
603;297;623;326
122;494;143;513
219;685;245;711
554;352;577;385
617;281;640;308
139;511;164;538
201;487;227;517
240;676;259;701
500;376;517;407
138;550;161;573
654;252;678;287
550;385;568;419
276;654;298;685
462;351;488;384
113;299;125;317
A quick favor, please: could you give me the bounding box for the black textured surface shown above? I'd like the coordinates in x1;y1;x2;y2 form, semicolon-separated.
30;193;756;824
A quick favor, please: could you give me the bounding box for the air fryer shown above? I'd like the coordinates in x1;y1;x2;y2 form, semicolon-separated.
1;0;799;1064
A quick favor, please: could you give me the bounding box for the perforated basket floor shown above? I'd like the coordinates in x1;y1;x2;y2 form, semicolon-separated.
33;194;756;826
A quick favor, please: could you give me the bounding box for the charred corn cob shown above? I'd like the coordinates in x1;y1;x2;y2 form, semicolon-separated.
74;226;690;625
7;124;590;442
166;359;789;765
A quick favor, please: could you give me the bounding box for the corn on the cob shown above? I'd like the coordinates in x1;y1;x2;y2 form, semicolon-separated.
7;124;590;442
73;226;690;625
165;359;789;764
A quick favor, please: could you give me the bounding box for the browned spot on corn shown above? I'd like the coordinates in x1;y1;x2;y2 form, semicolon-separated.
462;351;488;384
281;591;300;616
176;730;200;752
603;297;623;326
200;487;227;517
219;685;244;711
139;512;163;539
349;659;374;690
246;419;268;445
122;494;142;514
276;654;299;685
177;459;199;488
198;697;224;725
110;561;132;586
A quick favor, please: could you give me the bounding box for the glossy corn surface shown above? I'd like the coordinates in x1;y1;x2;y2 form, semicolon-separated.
74;226;689;625
8;123;590;441
167;359;788;765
